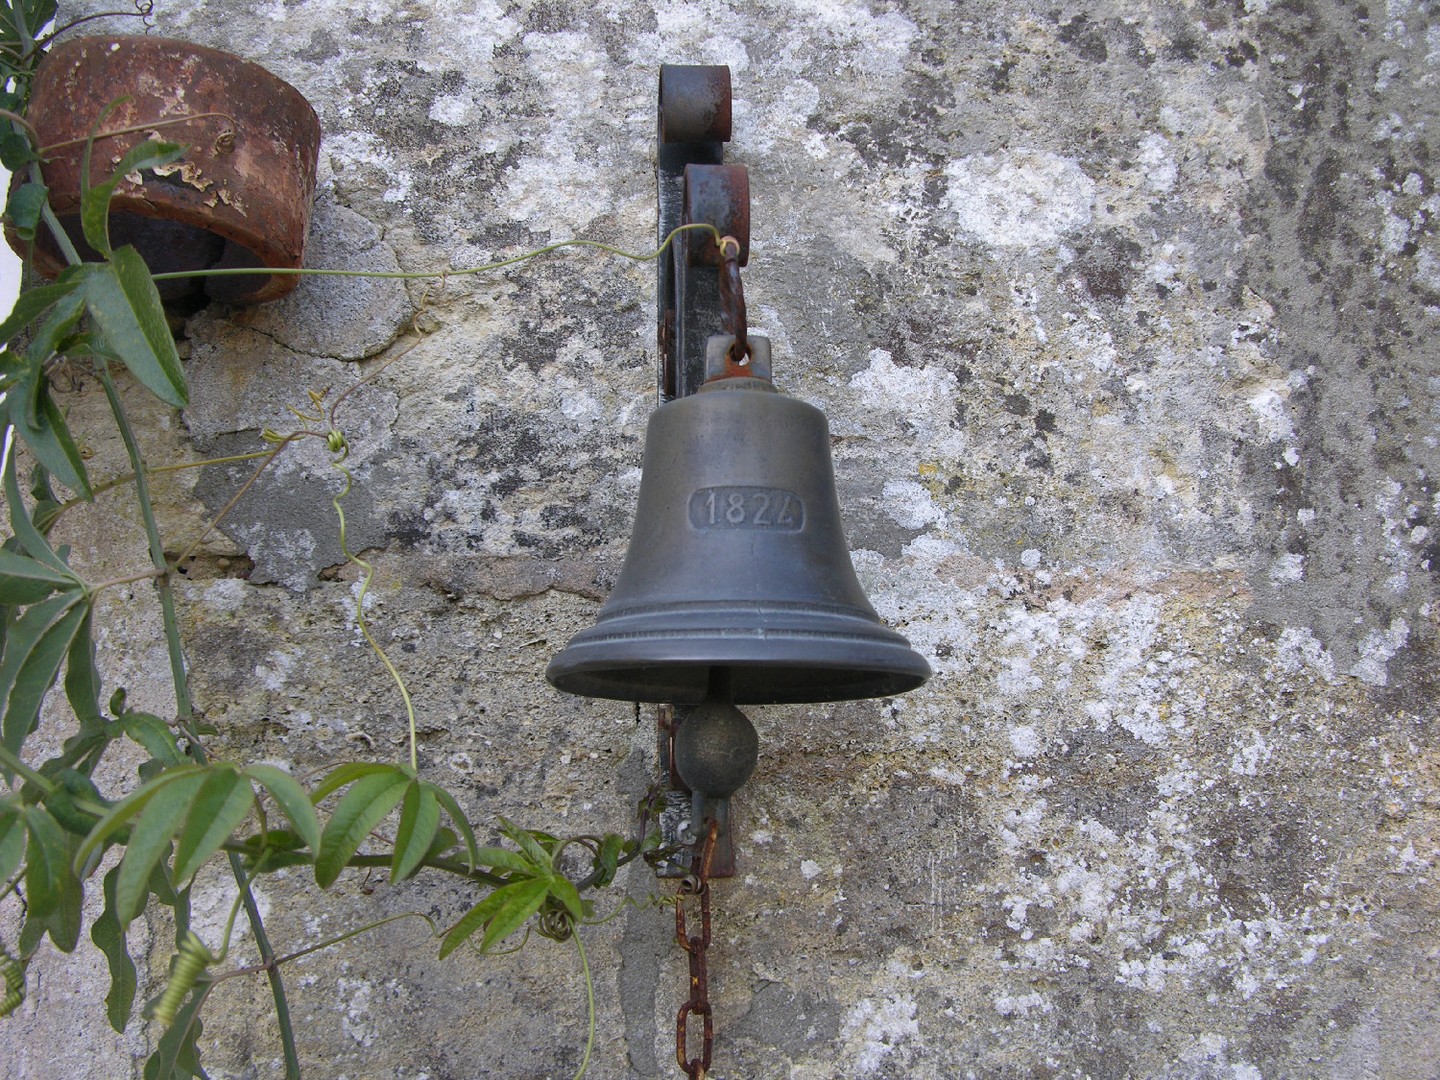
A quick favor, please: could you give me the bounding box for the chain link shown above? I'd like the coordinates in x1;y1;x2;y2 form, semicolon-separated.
674;818;719;1078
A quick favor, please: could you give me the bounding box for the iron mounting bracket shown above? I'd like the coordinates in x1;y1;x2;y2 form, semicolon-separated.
652;64;752;879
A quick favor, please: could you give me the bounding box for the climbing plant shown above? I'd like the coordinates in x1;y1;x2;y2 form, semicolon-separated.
0;2;716;1075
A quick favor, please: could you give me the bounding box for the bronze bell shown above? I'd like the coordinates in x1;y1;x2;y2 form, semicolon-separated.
546;335;931;705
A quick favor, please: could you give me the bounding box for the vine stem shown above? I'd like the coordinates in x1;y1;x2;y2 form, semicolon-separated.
150;222;723;285
96;364;303;1080
572;928;595;1080
330;451;418;772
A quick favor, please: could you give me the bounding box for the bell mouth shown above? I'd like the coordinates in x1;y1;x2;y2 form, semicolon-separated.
545;602;932;704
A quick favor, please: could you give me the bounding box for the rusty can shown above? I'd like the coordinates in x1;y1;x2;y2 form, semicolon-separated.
14;35;321;306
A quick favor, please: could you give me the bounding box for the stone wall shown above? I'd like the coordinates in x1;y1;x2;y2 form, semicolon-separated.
4;0;1439;1077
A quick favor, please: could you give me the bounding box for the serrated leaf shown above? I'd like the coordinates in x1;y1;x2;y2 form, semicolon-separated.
390;781;439;883
171;768;253;885
63;606;103;726
6;180;46;241
0;806;22;883
478;876;549;953
3;426;70;571
310;760;402;803
93;865;137;1032
314;768;410;888
0;547;74;604
0;279;80;344
0;591;86;759
72;765;205;872
81;138;183;257
548;875;584;924
118;713;184;766
23;806;83;952
83;251;187;407
244;764;321;856
116;770;206;925
422;780;479;874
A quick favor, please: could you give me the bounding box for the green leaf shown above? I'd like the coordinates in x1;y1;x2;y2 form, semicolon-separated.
500;817;553;874
81;138;184;258
314;767;410;888
73;765;205;871
390;780;440;883
0;129;35;171
0;547;76;604
44;769;105;837
425;826;459;861
8;386;92;498
23;806;83;952
0;279;80;344
471;845;541;875
422;780;479;874
83;250;188;407
171;767;253;885
244;764;321;856
0;805;22;884
118;712;185;766
310;760;402;803
3;434;68;570
6;181;46;242
0;0;58;45
548;875;584;924
479;876;549;953
116;770;207;925
0;591;87;759
93;865;138;1032
23;284;86;374
438;877;547;959
593;833;625;888
233;829;312;872
63;606;103;727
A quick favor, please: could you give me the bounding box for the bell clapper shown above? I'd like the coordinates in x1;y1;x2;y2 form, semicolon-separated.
671;667;758;860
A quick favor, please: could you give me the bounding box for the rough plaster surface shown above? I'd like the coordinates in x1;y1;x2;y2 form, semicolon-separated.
4;0;1440;1077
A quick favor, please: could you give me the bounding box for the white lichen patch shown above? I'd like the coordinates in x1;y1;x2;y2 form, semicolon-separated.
881;479;946;529
944;150;1095;248
1351;617;1410;686
845;350;968;461
839;993;920;1075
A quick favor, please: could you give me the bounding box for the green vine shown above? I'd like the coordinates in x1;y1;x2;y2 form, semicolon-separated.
0;3;688;1075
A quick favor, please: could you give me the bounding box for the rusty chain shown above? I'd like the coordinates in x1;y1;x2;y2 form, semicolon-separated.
674;818;720;1078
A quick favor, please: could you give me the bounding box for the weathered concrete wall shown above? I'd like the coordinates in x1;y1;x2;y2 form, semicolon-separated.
5;0;1440;1076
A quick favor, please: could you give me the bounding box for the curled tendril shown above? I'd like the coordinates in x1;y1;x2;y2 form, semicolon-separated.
537;908;574;942
149;930;214;1027
326;430;347;454
0;941;25;1017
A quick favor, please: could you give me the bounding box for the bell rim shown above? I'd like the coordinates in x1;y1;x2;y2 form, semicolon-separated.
545;635;932;705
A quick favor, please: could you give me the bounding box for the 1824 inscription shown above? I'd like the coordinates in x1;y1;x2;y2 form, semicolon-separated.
689;486;805;531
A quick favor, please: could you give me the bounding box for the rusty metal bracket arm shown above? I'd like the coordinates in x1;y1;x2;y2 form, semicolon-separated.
657;64;750;402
